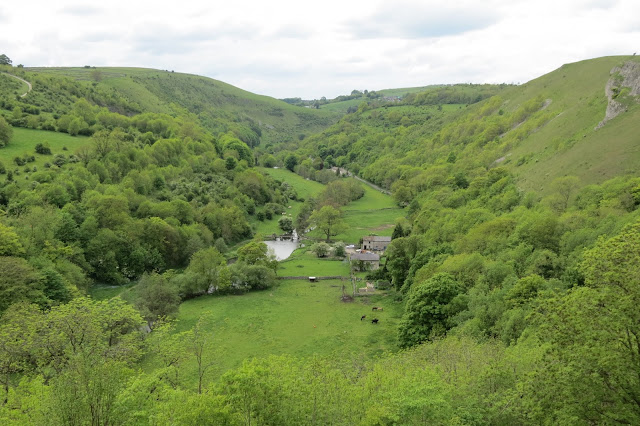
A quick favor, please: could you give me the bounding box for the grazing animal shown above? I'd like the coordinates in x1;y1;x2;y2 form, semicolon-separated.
361;315;366;321
372;306;383;311
371;318;379;324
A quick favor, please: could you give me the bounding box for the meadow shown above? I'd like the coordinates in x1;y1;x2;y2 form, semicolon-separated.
165;275;402;383
252;167;325;236
278;248;351;277
334;182;404;243
0;128;89;182
257;167;405;243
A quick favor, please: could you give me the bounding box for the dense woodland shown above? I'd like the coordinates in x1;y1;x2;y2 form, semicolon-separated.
1;56;640;424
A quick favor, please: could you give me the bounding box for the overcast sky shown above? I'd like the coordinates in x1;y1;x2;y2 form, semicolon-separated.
1;0;638;99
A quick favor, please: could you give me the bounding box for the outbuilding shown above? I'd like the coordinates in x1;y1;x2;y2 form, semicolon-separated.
350;252;381;271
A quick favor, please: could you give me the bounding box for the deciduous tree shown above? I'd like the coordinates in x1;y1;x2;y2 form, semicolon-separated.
0;116;12;147
309;205;346;242
398;273;463;348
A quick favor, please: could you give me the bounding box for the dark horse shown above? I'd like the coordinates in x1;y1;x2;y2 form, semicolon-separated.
371;318;379;324
361;315;366;321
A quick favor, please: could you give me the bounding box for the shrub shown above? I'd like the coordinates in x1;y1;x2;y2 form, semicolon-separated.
52;154;67;167
35;143;52;155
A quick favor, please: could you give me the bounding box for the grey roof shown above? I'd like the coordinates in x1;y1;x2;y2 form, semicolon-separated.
363;236;391;242
351;252;380;261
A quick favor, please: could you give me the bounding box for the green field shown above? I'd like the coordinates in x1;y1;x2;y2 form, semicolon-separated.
252;167;326;236
334;183;404;243
0;128;89;182
319;98;362;114
165;277;401;383
278;249;351;277
261;167;325;200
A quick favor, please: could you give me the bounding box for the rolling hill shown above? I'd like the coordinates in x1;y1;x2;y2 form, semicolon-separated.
4;66;341;147
291;55;640;194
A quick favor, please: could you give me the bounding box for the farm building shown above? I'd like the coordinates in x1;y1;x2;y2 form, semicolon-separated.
350;252;380;271
362;236;391;252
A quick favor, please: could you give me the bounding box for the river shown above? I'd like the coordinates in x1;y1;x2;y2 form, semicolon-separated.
265;239;298;260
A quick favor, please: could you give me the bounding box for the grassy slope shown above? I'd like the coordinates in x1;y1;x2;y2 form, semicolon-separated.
318;84;487;115
335;182;404;244
0;128;89;181
0;72;29;96
253;167;325;236
317;86;442;115
501;56;640;191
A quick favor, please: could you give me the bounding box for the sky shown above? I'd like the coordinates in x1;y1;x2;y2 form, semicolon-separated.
0;0;638;99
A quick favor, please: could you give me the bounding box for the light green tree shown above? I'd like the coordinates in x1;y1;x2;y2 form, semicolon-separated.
0;116;12;147
278;216;294;234
182;247;230;297
0;223;24;256
524;219;640;424
311;242;331;258
309;205;346;242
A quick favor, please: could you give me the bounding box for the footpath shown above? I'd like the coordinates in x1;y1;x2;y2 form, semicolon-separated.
3;72;32;97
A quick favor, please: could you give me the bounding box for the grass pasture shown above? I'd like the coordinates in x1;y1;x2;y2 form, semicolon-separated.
278;249;351;277
261;167;325;200
169;277;402;383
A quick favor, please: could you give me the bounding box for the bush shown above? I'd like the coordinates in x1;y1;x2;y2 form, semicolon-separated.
52;154;67;167
35;143;52;155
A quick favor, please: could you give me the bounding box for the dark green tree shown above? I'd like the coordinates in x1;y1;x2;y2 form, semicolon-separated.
135;273;181;327
284;154;297;172
398;273;463;348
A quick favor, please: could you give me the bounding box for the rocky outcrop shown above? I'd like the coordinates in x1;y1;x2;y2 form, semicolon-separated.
596;61;640;130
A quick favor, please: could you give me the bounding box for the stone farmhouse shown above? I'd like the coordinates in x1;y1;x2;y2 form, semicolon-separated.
362;236;392;252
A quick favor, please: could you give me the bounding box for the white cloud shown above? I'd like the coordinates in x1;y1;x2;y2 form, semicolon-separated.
345;2;501;39
0;0;638;98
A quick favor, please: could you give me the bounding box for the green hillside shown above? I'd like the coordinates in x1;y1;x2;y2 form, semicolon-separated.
5;66;340;147
502;56;640;191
